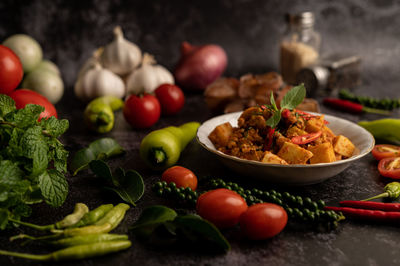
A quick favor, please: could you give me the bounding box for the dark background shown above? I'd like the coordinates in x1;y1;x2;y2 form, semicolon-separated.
1;0;400;265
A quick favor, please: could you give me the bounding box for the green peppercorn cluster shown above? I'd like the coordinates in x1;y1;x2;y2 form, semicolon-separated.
339;89;400;110
208;178;344;228
152;181;198;207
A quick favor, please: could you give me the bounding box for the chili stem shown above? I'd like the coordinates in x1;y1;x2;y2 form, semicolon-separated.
8;218;54;231
149;148;167;165
0;249;50;261
361;192;390;201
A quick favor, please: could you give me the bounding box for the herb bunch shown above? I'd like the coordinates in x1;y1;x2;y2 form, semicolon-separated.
0;95;69;229
265;84;306;129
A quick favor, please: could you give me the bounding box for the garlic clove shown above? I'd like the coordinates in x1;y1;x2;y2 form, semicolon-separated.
101;26;142;76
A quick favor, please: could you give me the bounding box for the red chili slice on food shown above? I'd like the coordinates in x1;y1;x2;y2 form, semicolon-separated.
372;144;400;161
293;109;329;124
378;157;400;179
291;131;322;145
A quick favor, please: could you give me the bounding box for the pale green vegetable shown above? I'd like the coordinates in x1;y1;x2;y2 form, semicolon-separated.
22;69;64;104
3;34;43;73
36;60;61;76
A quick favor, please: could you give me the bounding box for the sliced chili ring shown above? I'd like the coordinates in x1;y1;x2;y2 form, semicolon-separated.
371;144;400;161
291;131;322;145
378;157;400;179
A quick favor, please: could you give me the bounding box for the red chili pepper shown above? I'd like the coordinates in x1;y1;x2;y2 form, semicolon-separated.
325;206;400;222
265;128;275;150
291;131;322;145
323;98;390;115
293;109;329;124
339;200;400;212
281;109;291;119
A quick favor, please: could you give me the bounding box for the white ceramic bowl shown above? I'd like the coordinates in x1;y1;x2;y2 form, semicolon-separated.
197;111;375;185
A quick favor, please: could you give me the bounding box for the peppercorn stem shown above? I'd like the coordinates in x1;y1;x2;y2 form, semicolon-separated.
361;192;389;201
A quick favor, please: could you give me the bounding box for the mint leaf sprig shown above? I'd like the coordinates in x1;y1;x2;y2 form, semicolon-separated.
0;95;69;229
265;84;306;129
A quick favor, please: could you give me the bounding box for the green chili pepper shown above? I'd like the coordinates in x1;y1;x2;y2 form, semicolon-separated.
84;96;124;133
8;203;89;231
358;119;400;144
94;203;130;230
52;222;113;237
140;122;200;170
50;233;128;247
72;204;114;228
0;240;131;261
362;182;400;201
55;203;89;229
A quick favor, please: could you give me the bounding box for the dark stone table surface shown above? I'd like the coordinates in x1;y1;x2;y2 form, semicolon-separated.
1;0;400;265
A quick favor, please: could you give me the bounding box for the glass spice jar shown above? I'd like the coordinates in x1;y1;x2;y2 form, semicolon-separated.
280;12;321;85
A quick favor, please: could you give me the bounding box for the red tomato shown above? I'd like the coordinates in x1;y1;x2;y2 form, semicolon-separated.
239;203;287;240
161;166;197;190
154;84;185;116
291;131;322;145
9;89;57;120
0;45;23;94
123;93;161;129
378;157;400;179
196;188;248;229
371;144;400;161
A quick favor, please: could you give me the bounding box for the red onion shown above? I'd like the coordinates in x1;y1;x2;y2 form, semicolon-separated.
174;41;227;91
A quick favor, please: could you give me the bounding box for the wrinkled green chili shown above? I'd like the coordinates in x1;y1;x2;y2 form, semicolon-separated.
0;240;131;261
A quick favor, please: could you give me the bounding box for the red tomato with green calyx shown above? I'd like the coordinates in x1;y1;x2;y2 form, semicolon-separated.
123;93;161;129
0;45;23;94
239;203;287;240
372;144;400;161
9;89;57;120
378;157;400;179
155;84;185;116
196;188;248;229
161;166;197;190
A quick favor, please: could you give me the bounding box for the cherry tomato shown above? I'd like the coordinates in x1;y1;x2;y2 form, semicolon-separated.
196;188;248;229
291;131;322;145
378;157;400;179
0;45;23;94
161;166;197;190
9;89;57;120
154;84;185;116
123;93;161;129
239;203;287;240
372;144;400;161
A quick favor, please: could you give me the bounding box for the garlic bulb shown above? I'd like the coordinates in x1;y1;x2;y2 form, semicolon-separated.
74;63;125;101
126;53;174;95
101;26;142;76
77;47;103;78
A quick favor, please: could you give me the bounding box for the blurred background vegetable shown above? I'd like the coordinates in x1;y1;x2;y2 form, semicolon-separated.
174;41;227;91
2;34;43;73
22;68;64;104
